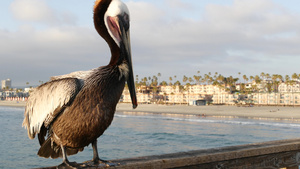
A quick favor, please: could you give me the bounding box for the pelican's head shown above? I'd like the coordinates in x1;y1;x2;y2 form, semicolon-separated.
94;0;137;109
104;0;130;47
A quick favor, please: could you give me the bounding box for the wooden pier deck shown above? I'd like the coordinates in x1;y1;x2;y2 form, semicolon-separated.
37;138;300;169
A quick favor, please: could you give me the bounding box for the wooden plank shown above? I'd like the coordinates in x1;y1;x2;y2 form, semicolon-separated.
35;139;300;169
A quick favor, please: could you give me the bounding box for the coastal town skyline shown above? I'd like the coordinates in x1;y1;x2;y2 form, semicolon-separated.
2;71;300;88
1;71;300;88
1;0;300;86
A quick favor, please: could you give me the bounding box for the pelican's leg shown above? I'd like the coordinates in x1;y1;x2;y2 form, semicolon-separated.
91;140;108;164
82;140;111;167
82;140;118;167
57;145;78;169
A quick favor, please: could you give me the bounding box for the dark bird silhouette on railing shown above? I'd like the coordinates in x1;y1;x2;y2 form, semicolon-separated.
23;0;137;168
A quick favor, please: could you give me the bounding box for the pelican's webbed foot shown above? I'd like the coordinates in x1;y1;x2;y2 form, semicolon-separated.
82;157;116;167
57;161;80;169
92;156;109;164
58;144;80;169
82;140;119;167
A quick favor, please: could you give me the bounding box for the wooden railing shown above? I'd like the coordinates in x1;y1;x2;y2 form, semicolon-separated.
38;139;300;169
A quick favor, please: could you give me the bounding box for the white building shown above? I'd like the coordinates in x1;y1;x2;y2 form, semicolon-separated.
212;93;238;105
1;79;11;89
278;82;300;93
251;92;300;106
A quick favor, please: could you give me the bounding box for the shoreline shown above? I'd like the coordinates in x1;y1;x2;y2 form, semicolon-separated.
2;101;300;121
116;103;300;121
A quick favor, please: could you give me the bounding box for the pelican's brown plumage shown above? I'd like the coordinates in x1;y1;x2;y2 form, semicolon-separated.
23;0;137;167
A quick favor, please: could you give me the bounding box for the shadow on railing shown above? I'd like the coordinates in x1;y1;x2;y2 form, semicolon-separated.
37;139;300;169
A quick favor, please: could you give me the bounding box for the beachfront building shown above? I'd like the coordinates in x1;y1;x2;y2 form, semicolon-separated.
160;85;180;95
1;79;11;89
184;85;226;95
278;82;300;93
251;92;300;106
159;85;226;95
210;92;300;106
167;93;203;105
212;93;239;105
122;86;154;104
211;92;300;106
122;84;227;105
122;91;153;104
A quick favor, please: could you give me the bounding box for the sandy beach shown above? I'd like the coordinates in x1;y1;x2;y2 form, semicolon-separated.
116;103;300;121
0;100;26;107
1;100;300;121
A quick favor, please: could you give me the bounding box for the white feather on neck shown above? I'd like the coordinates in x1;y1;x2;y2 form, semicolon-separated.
118;62;129;80
104;0;130;47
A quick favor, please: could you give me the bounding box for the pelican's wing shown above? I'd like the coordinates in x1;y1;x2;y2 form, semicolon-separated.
23;78;81;139
50;69;96;81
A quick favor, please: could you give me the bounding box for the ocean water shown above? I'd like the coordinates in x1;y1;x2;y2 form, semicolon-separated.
1;106;300;168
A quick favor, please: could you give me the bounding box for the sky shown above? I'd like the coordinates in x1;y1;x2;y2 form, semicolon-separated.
1;0;300;87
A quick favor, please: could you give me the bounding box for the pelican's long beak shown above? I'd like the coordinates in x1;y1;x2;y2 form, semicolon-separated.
119;17;138;109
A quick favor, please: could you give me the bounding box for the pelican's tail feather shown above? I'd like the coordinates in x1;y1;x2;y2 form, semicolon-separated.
38;137;83;159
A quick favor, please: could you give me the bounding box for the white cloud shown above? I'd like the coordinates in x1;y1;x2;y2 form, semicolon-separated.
11;0;54;22
0;25;109;85
127;0;300;78
2;0;300;86
10;0;77;26
164;0;193;11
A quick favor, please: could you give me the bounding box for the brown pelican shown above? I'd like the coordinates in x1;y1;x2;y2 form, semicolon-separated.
22;0;137;167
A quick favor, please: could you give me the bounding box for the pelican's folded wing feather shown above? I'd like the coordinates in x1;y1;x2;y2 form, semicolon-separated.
50;69;96;81
23;78;81;139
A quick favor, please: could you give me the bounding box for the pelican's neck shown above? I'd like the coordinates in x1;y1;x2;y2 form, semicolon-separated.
94;0;122;67
108;44;121;66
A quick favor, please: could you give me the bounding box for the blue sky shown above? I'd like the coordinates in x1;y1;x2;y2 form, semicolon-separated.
1;0;300;87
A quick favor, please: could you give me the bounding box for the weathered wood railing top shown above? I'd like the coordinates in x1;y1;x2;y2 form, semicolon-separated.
38;138;300;169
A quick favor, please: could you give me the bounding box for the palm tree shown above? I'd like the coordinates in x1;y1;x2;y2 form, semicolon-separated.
135;75;139;86
185;83;191;105
272;74;282;92
151;75;158;86
188;77;194;84
243;75;247;83
174;81;181;86
260;72;265;80
254;75;261;92
169;77;173;86
142;77;148;86
204;74;210;85
183;76;188;84
266;83;272;93
266;73;271;81
224;76;238;93
214;72;218;79
250;76;254;82
157;73;161;85
285;75;290;83
161;81;167;86
292;73;298;81
193;75;201;85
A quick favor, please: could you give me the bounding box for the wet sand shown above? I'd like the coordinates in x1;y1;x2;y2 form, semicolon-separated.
1;101;300;121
